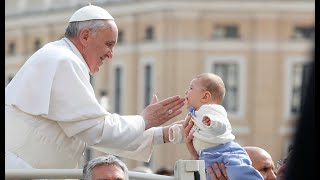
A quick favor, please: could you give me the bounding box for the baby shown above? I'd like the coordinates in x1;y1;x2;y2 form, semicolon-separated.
169;73;263;180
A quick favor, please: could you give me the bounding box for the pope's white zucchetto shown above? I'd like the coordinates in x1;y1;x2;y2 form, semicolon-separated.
69;4;114;23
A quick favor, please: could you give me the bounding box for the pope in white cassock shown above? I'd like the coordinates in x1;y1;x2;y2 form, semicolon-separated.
5;4;185;169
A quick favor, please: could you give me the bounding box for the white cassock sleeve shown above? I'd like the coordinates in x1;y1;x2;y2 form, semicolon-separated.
96;126;164;162
58;114;164;162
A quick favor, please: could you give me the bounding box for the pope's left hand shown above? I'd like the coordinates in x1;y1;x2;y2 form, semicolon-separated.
142;94;185;130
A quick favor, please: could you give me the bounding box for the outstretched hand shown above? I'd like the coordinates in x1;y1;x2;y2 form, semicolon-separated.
142;94;185;130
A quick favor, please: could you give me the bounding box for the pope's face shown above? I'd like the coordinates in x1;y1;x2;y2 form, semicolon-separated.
84;20;118;75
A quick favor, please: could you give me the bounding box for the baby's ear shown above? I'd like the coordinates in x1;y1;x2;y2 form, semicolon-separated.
202;91;212;102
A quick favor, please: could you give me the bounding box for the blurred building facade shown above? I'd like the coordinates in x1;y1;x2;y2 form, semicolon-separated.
5;0;314;172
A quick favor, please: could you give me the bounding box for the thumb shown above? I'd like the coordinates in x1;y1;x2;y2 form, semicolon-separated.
150;94;158;104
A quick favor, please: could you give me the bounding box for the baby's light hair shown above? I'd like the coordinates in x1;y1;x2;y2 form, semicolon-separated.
196;73;225;104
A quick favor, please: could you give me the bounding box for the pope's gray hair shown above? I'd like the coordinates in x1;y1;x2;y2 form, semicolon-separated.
83;155;129;180
64;19;111;38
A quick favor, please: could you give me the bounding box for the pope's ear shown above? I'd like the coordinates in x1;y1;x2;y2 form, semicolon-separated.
79;28;90;47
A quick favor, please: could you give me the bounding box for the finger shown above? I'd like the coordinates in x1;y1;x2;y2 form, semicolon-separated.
166;98;185;111
186;134;194;143
150;94;158;104
154;108;183;127
183;114;192;128
184;121;194;139
166;100;185;114
208;166;218;180
189;125;195;135
159;95;184;106
167;109;183;119
186;127;194;142
157;96;184;117
184;119;193;134
220;163;228;178
213;163;226;180
213;163;224;179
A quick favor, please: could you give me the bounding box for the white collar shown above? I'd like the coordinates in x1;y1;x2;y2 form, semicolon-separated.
62;37;90;75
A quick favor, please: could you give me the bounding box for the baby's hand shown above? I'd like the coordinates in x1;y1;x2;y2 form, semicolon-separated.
202;116;211;126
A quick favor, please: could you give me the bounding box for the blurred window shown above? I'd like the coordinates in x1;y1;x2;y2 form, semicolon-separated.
118;30;124;44
145;26;154;41
290;62;312;115
213;63;239;113
34;38;41;51
144;64;153;107
8;42;16;55
213;25;239;39
114;66;123;113
139;59;155;112
7;75;14;85
292;25;314;39
99;90;109;111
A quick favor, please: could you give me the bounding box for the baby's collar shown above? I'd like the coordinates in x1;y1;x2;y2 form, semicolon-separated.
188;106;196;117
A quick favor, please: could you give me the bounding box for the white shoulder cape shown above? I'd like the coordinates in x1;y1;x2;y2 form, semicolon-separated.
5;38;107;121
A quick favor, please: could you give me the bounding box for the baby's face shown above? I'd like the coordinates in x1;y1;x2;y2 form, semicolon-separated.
185;78;205;110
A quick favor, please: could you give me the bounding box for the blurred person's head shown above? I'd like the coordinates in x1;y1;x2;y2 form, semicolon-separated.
155;167;174;176
276;145;294;180
83;155;128;180
244;146;276;180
